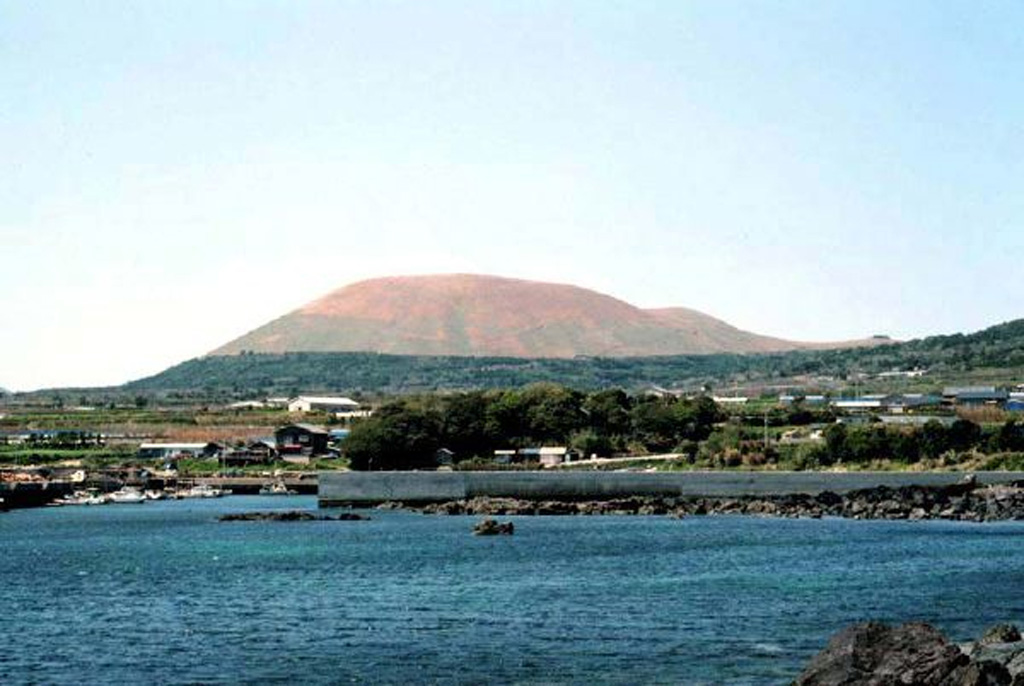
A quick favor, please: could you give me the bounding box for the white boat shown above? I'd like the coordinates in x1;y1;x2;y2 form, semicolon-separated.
181;484;226;498
108;487;147;504
259;481;297;496
55;490;108;506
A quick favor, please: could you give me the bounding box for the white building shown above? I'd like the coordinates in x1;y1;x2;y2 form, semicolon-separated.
227;400;266;410
287;396;360;413
832;399;885;411
877;369;928;379
334;409;373;420
537;446;573;467
137;442;220;460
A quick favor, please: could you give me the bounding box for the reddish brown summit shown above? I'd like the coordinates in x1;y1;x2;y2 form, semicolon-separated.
211;274;878;358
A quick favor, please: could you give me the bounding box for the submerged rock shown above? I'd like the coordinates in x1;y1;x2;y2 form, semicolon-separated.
794;622;1022;686
219;510;369;522
472;518;514;536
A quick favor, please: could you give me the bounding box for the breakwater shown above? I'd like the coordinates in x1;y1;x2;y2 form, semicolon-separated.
414;483;1024;521
318;470;1024;507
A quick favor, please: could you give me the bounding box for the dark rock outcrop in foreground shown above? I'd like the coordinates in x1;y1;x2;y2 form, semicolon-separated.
794;622;1024;686
405;479;1024;522
472;518;514;536
219;510;369;522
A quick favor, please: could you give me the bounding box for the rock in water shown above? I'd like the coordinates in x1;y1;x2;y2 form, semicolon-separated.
980;625;1023;646
793;622;1012;686
962;625;1024;683
472;518;514;536
219;511;369;522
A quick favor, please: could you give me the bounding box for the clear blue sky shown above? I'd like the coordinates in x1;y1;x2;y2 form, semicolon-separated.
3;1;1022;391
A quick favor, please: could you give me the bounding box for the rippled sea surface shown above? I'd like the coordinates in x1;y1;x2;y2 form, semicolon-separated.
2;496;1024;685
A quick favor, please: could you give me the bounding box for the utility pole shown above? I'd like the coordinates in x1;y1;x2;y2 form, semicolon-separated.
764;408;769;451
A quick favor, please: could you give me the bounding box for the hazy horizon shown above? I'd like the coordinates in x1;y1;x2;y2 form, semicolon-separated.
4;2;1022;391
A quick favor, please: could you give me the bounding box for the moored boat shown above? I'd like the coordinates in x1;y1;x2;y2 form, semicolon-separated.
259;481;297;496
179;484;226;498
108;487;147;504
53;490;109;506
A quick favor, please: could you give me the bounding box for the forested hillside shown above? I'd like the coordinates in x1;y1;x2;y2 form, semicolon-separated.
125;318;1024;394
126;351;750;394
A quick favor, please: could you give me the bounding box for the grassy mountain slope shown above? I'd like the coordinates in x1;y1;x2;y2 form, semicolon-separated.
211;274;879;358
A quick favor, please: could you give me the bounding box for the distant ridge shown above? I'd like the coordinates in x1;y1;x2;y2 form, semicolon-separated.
211;274;882;358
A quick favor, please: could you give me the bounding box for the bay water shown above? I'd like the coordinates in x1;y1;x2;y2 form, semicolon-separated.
2;496;1023;685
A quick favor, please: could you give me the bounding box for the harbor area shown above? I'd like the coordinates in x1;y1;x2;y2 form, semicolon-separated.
1;468;316;510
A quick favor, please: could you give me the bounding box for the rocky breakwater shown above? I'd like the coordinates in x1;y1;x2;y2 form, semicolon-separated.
794;622;1024;686
409;477;1024;521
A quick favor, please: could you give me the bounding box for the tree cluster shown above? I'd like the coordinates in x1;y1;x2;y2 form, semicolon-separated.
344;384;723;471
800;418;1024;467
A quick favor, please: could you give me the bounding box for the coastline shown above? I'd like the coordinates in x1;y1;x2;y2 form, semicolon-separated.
320;469;1024;521
376;478;1024;522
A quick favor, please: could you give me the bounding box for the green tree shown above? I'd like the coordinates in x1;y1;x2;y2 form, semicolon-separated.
583;389;633;437
522;384;586;443
947;419;982;453
441;391;493;459
822;423;849;464
919;420;950;459
570;429;614;458
345;401;443;470
484;389;530;446
674;396;721;442
630;397;680;452
631;395;721;452
890;430;921;463
994;419;1024;452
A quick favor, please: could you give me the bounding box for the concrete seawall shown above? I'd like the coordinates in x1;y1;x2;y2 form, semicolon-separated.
318;470;1024;506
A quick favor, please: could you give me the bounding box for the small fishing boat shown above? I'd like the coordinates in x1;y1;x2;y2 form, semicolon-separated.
108;487;147;504
55;490;108;506
259;481;297;496
181;484;226;498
